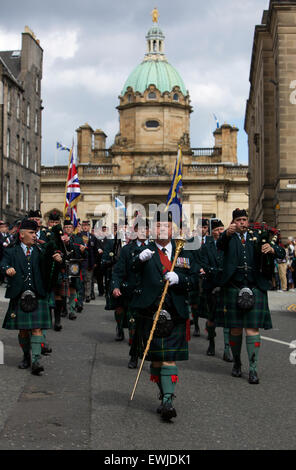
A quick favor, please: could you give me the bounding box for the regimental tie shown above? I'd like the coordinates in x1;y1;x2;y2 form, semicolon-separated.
26;247;31;260
240;233;246;245
162;247;167;256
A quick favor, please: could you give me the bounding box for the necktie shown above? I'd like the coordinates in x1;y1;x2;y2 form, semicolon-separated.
240;233;246;245
26;247;31;259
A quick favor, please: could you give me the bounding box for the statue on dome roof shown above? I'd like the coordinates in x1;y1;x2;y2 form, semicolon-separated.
151;7;159;23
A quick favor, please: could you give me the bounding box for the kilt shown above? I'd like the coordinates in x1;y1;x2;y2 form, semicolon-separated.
222;287;272;330
54;272;70;297
2;297;52;330
130;310;189;362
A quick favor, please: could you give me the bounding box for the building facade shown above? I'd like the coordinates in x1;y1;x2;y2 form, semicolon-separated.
245;0;296;240
0;26;43;222
41;18;248;228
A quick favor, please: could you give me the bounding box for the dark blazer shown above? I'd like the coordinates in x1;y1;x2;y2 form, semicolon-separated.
81;232;98;269
0;244;47;299
130;240;199;319
216;230;286;291
110;240;142;295
200;238;224;290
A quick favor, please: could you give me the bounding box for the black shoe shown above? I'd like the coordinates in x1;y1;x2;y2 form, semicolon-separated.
206;340;215;356
115;326;124;341
231;362;242;378
31;362;44;376
128;357;138;369
85;297;91;303
18;354;31;369
161;400;177;421
54;323;62;332
223;349;233;362
41;344;52;355
248;370;259;384
76;305;83;313
193;327;200;337
68;312;77;320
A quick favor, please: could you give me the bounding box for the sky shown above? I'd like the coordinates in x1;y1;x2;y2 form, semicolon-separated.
0;0;269;166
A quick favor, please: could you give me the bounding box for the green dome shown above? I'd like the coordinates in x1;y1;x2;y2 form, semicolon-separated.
121;59;187;96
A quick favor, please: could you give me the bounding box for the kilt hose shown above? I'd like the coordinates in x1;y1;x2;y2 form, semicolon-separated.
2;297;52;330
130;310;189;362
222;287;272;330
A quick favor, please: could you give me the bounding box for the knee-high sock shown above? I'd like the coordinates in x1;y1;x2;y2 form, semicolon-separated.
69;293;77;313
54;299;63;325
229;333;242;364
150;365;162;395
224;328;230;351
160;365;179;403
246;334;261;373
18;334;30;356
30;335;43;364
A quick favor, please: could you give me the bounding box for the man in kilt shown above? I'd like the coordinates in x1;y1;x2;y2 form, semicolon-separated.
130;211;198;421
217;209;285;384
189;218;209;337
1;219;63;375
111;218;150;369
199;219;232;361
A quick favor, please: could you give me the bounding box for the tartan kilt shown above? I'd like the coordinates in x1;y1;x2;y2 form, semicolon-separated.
130;310;188;362
222;287;272;330
54;275;70;297
2;296;52;330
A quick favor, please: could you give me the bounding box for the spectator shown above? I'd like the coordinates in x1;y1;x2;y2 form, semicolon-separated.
277;248;288;292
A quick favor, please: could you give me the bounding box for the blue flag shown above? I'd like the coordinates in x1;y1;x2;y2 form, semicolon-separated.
166;147;182;225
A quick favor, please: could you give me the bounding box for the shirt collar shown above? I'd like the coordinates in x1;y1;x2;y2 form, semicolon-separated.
21;242;33;254
155;241;172;259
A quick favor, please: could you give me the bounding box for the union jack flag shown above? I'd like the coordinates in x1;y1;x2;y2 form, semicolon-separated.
63;144;81;227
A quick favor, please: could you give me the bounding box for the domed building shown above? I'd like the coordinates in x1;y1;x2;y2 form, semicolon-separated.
41;14;248;227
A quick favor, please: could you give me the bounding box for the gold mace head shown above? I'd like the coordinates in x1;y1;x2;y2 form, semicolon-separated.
175;238;186;255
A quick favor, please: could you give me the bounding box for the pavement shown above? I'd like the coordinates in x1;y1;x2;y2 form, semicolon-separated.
0;286;295;451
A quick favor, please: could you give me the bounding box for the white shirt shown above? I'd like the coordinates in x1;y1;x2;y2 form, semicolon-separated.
21;242;33;256
236;232;247;242
136;239;149;247
155;241;172;261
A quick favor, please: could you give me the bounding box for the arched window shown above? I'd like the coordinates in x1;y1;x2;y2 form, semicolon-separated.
145;120;159;128
127;94;132;103
173;93;179;101
148;92;156;99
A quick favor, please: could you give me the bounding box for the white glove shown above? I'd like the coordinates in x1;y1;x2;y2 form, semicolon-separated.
139;248;155;262
164;272;179;286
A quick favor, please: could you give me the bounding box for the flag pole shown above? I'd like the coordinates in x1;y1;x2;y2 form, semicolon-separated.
63;143;73;218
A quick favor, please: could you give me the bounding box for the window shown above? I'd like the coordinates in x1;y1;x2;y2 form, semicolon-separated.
16;94;20;119
21;139;25;165
7;88;11;113
26;103;30;127
173;93;179;101
16;135;19;161
21;183;24;210
35;76;39;94
26;143;30;168
34;189;37;210
26;185;29;211
16;180;19;209
127;94;132;103
148;92;156;99
6;129;10;157
145;120;159;128
6;175;10;206
35;111;38;133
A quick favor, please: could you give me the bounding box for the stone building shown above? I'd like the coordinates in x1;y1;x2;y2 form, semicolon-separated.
0;26;43;222
245;0;296;240
41;18;248;227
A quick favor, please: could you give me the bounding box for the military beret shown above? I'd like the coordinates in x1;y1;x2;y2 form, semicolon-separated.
153;210;173;223
232;208;248;220
197;218;209;227
64;219;73;226
211;219;224;230
19;219;38;231
49;211;60;221
28;209;42;218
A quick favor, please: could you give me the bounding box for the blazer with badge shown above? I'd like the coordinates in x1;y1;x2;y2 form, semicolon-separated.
217;230;286;291
130;240;199;319
0;244;47;299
